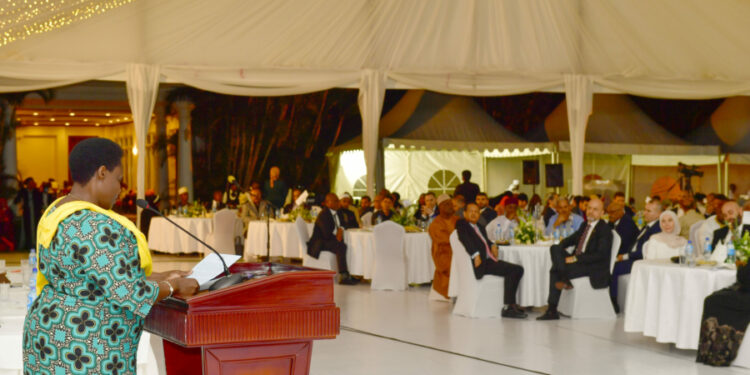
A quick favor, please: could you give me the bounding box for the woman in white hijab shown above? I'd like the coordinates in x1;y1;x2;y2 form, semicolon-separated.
644;210;687;260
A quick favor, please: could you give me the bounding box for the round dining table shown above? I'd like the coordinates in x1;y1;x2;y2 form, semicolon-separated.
244;220;314;259
148;216;214;254
624;259;737;350
344;228;434;284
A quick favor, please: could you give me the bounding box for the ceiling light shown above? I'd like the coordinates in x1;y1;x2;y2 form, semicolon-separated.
69;112;75;116
132;146;138;156
65;122;70;126
95;123;100;127
32;112;38;116
83;118;88;122
33;122;38;126
50;118;55;122
108;120;113;123
105;113;111;117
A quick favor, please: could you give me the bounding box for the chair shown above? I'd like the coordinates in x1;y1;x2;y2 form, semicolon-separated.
296;217;338;272
360;212;373;228
449;231;504;318
208;209;242;255
617;274;630;313
689;219;705;248
734;337;750;368
371;221;407;291
558;230;620;319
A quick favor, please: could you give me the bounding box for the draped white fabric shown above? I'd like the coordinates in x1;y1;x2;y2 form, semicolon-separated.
564;75;593;195
6;0;750;197
125;63;161;226
358;70;386;197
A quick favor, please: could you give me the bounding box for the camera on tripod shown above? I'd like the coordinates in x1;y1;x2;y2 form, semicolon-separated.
678;162;703;178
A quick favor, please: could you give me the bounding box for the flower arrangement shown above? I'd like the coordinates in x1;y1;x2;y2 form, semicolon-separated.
391;204;418;227
514;213;538;245
287;206;313;222
733;230;750;265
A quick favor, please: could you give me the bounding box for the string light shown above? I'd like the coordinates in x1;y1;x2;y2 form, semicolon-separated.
0;0;136;47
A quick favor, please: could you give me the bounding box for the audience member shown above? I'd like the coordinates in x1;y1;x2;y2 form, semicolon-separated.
542;193;559;227
13;177;42;249
371;195;395;225
695;192;707;215
517;193;529;213
476;192;497;228
538;198;612;320
428;194;458;300
711;201;748;248
208;190;225;212
307;193;359;285
238;186;274;231
263;166;289;210
453;195;466;219
611;200;662;306
222;175;241;209
487;196;519;243
338;193;359;229
613;192;634;217
177;186;190;209
545;197;584;237
415;192;438;223
643;210;686;260
454;170;480;204
696;195;728;254
392;192;404;210
139;189;160;239
359;195;373;217
677;191;704;239
283;186;309;214
0;198;15;251
697;263;750;366
456;203;527;318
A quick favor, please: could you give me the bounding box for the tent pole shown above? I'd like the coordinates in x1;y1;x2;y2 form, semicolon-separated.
717;154;722;194
482;153;488;194
625;154;632;202
724;154;729;195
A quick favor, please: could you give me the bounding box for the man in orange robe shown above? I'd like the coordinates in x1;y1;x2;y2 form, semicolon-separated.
429;194;458;299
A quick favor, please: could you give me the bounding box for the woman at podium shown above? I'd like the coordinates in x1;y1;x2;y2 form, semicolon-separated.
22;138;199;374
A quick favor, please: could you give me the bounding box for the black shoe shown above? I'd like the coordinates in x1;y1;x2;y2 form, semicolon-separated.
339;276;360;285
536;309;560;320
502;306;528;319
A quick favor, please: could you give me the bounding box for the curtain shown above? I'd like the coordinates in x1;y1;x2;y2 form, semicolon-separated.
126;64;161;227
358;70;386;197
564;74;593;195
0;62;122;93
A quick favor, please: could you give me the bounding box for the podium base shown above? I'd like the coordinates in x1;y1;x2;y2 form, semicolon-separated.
163;339;313;375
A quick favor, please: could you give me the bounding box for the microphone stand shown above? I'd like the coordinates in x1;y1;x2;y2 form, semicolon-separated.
265;203;274;275
136;199;245;291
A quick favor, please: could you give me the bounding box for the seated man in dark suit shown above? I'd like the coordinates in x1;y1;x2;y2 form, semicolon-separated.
610;200;662;297
606;201;638;309
456;203;527;319
476;192;497;228
711;201;749;248
307;193;359;285
538;198;613;320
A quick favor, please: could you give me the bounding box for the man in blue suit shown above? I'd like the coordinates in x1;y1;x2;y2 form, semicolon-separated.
610;200;662;311
606;201;639;310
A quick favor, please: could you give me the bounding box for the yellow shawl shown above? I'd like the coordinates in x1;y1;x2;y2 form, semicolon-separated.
36;197;152;295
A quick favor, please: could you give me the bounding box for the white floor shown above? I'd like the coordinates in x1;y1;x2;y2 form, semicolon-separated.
310;284;750;375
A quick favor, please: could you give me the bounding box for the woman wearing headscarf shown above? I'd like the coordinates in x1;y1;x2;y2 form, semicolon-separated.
23;138;199;374
643;210;686;260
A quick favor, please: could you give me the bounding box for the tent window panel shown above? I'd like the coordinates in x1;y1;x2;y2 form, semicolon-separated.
428;169;460;196
353;175;367;197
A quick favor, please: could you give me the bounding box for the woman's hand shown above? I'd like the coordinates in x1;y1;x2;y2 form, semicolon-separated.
149;270;192;282
171;277;199;297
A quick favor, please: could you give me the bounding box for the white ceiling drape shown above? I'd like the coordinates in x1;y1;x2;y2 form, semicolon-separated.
3;0;750;196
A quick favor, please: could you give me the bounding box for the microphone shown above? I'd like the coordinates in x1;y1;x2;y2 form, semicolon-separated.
136;199;245;291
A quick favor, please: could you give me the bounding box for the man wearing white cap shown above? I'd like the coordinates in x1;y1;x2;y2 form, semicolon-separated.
177;186;190;209
338;193;359;229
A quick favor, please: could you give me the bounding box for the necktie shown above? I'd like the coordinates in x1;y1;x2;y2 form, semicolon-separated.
575;223;592;256
473;224;497;261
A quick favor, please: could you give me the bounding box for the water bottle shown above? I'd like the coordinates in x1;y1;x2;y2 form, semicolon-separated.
495;224;502;243
376;215;382;224
509;228;515;245
554;228;560;244
27;249;37;309
726;242;736;265
703;237;712;260
685;240;695;267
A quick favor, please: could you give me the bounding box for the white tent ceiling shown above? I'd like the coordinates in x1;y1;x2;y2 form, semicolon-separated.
2;0;749;197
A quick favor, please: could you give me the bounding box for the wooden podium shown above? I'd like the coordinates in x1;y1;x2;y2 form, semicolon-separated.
144;262;340;375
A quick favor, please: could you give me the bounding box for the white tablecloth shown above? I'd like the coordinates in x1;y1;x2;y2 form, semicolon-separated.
344;229;434;284
498;244;552;307
0;267;160;374
148;217;214;254
244;221;314;258
624;260;737;350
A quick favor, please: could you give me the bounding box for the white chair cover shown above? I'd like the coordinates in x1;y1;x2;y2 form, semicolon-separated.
617;274;630;312
208;209;241;254
558;230;620;319
371;221;407;291
734;336;750;368
360;212;373;228
297;217;338;272
449;231;504;318
689;219;705;247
